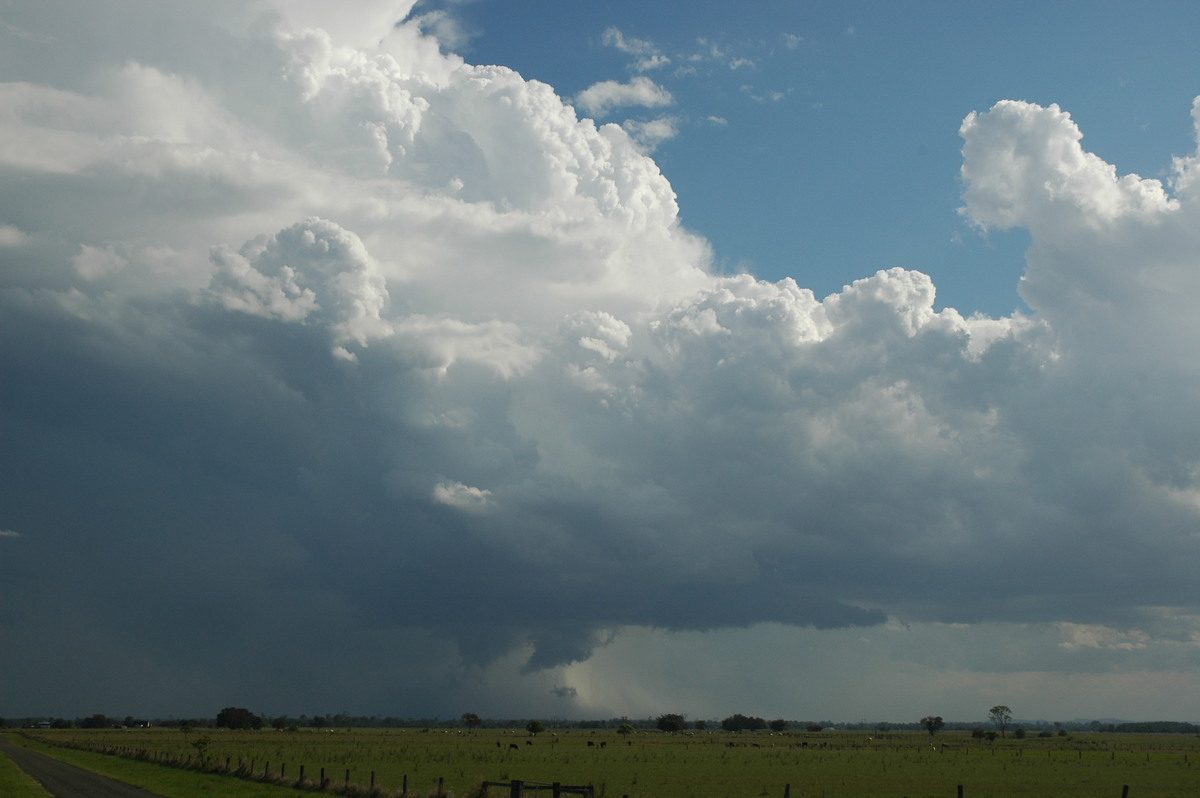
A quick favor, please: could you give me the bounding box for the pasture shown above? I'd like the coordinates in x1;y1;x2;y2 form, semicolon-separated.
19;727;1200;798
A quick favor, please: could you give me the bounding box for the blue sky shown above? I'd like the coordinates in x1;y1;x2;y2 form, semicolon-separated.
4;0;1200;726
440;0;1200;316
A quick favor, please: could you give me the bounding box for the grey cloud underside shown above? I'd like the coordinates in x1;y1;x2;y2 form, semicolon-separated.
4;245;1198;679
0;289;889;672
5;3;1200;714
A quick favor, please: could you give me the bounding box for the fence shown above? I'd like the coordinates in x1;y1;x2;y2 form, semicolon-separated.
481;780;594;798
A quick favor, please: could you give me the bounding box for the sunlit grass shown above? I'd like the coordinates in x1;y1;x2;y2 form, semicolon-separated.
17;727;1200;798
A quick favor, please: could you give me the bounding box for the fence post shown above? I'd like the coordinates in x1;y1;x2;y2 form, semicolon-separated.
299;765;305;783
439;776;445;795
371;771;376;789
784;784;790;798
510;779;524;798
320;767;326;787
346;768;351;786
553;782;562;798
957;786;964;798
403;774;409;795
1121;787;1129;798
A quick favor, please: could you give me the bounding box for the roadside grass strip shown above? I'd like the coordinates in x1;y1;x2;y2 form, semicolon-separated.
0;743;53;798
9;734;308;798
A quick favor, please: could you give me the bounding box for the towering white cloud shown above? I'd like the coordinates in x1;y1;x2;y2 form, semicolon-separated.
3;1;1200;720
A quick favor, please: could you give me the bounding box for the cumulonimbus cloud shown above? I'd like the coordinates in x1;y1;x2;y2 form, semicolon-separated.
3;0;1200;717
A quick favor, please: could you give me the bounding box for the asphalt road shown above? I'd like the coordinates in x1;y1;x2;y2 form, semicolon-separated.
0;736;169;798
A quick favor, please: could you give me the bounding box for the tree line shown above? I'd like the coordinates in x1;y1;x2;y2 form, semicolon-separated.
7;705;1197;734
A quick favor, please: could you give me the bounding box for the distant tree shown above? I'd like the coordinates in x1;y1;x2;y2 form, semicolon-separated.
806;723;823;732
216;707;263;730
693;719;707;730
656;713;686;732
988;705;1012;739
462;713;483;730
272;716;287;731
179;720;195;736
525;720;545;736
312;715;329;729
1013;727;1027;739
920;716;945;737
769;719;788;733
79;714;111;729
617;723;634;737
721;714;767;732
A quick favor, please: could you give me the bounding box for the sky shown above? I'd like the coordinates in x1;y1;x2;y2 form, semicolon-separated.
3;0;1200;727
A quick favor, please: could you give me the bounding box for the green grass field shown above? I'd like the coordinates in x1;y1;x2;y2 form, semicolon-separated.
15;727;1200;798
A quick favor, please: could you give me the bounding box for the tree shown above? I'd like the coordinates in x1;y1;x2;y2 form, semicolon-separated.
216;707;263;730
721;714;767;732
988;705;1012;739
525;720;545;736
769;719;788;733
79;714;111;729
617;723;634;737
462;713;483;730
920;716;945;737
192;735;212;763
656;713;686;732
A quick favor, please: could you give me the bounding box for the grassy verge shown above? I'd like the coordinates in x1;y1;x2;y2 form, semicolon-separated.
6;734;312;798
0;742;53;798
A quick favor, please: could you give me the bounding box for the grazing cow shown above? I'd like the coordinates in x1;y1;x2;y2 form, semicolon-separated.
525;740;533;746
509;743;519;750
587;741;594;747
600;741;607;748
